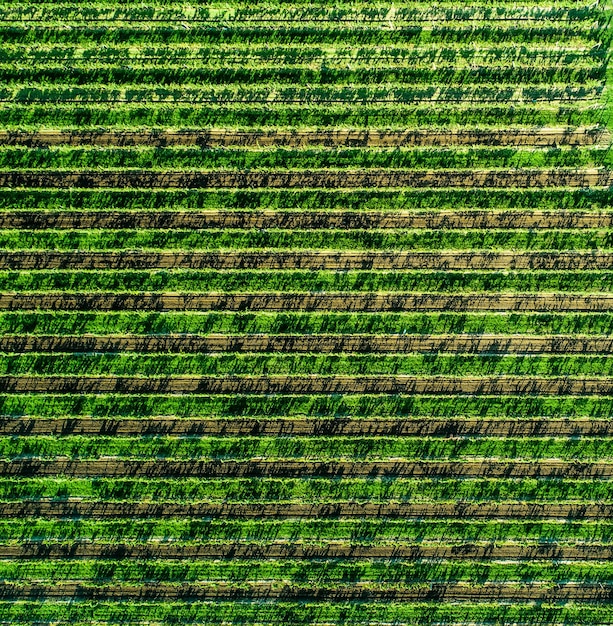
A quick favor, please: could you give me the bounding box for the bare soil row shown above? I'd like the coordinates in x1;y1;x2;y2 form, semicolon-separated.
4;210;613;230
3;334;613;355
2;169;611;189
2;417;612;438
2;293;612;312
0;581;611;602
1;501;608;519
4;250;613;270
1;128;605;148
3;459;612;478
2;375;613;395
4;540;609;561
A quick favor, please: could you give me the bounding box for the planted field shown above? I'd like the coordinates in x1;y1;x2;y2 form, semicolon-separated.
1;1;613;624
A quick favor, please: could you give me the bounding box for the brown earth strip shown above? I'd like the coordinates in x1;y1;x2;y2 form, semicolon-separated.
1;169;611;189
2;417;613;438
4;210;613;230
2;293;613;312
1;375;613;395
3;541;610;561
2;459;612;478
1;501;609;519
0;129;606;148
3;334;613;355
0;581;611;602
3;250;613;270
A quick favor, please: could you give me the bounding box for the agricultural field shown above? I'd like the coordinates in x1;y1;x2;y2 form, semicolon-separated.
1;0;613;624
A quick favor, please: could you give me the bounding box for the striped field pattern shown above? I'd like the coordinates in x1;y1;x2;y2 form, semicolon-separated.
1;1;613;624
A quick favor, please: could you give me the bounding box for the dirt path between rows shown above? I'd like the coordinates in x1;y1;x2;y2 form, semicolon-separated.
2;293;612;312
2;417;610;437
3;250;613;270
3;540;609;561
2;169;611;189
3;334;611;355
2;375;613;395
4;210;613;230
1;128;606;148
1;501;608;519
2;459;612;478
1;581;611;602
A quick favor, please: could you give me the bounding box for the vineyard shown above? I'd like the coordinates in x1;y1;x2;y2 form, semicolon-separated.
2;0;613;624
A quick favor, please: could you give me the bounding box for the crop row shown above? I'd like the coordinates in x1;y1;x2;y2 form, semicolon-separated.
4;558;613;586
10;229;613;253
3;599;613;625
3;146;610;170
7;354;613;377
1;25;603;46
3;1;596;8
3;5;600;23
8;555;613;586
5;311;613;336
9;271;613;293
3;66;602;86
5;45;603;66
3;417;612;437
3;517;613;543
3;394;611;419
5;84;599;104
8;229;613;251
1;436;612;461
3;103;603;129
5;475;613;499
5;432;613;459
2;581;613;603
3;188;610;210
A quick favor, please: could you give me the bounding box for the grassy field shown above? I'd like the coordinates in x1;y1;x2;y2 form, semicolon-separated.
1;1;613;624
